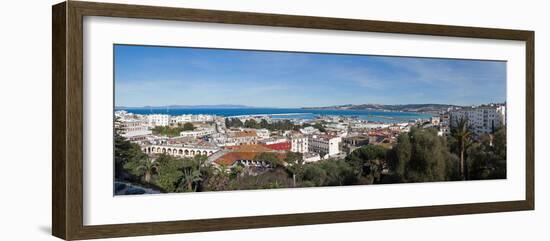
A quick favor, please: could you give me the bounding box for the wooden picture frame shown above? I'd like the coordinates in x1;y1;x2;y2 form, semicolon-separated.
52;1;534;240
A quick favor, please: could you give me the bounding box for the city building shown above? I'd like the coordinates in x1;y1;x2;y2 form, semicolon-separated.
299;126;319;135
212;144;287;172
431;116;441;125
341;135;370;154
254;128;270;139
439;113;451;135
172;114;215;124
117;119;152;141
142;144;220;157
303;152;321;163
290;133;309;153
450;105;506;135
325;122;348;131
263;141;291;151
350;122;390;130
308;135;342;158
212;130;259;146
147;114;170;127
179;128;216;138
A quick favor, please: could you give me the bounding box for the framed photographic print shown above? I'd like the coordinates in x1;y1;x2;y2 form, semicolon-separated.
52;1;534;240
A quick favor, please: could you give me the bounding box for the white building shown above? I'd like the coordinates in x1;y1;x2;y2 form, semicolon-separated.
259;137;288;145
147;114;170;127
351;123;390;130
179;128;216;138
114;110;129;118
255;128;270;139
211;130;258;147
303;152;321;163
143;144;219;157
308;135;341;158
300;126;319;135
118;119;152;141
325;122;348;131
450;105;506;135
172;114;215;124
290;134;309;153
173;115;192;123
431;116;441;125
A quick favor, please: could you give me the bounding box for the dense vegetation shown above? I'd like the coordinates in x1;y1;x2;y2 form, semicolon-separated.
225;118;326;132
115;124;506;194
151;123;195;137
225;118;301;131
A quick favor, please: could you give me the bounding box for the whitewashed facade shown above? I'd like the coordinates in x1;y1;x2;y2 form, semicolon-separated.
179;128;216;138
308;135;341;158
147;114;170;127
290;134;309;153
118;119;152;140
450;105;506;135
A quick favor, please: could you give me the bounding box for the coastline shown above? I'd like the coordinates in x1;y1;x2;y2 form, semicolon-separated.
117;107;433;123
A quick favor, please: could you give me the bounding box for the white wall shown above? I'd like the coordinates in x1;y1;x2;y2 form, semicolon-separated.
0;0;548;240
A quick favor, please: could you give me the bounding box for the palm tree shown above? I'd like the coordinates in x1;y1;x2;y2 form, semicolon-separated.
451;117;472;180
231;164;244;179
136;157;158;183
179;168;202;192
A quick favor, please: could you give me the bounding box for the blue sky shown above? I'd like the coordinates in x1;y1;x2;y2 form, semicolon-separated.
114;44;506;108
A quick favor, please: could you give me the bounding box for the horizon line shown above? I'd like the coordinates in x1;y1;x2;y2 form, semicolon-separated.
115;102;506;109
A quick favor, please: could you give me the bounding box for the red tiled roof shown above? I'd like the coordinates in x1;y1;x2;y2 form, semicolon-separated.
264;142;291;151
231;144;274;152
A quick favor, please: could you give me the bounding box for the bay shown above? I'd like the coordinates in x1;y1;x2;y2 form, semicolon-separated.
118;107;432;123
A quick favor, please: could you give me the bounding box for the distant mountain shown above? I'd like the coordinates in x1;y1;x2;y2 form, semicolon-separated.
302;103;463;113
116;104;255;109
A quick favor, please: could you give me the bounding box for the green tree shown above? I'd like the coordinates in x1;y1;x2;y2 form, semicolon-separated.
389;134;411;178
114;127;148;182
244;119;259;128
228;168;293;190
259;119;269;129
134;157;159;183
152;126;186;137
389;128;455;183
254;152;283;168
179;168;202;192
346;145;387;184
203;164;231;191
301;164;327;186
225;118;243;128
319;160;356;186
284;152;304;187
466;127;506;180
154;154;184;192
493;127;507;160
451;117;472;180
313;123;326;132
183;122;195;131
231;164;245;179
176;155;208;192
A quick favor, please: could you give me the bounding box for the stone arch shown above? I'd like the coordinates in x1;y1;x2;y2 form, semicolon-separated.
157;147;161;153
202;151;207;155
178;149;183;155
184;149;189;155
162;148;166;153
191;150;195;155
209;151;213;155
